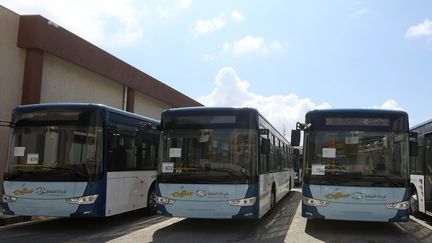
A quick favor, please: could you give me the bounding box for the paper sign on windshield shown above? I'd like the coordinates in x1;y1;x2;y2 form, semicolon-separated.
162;162;174;173
169;148;182;158
14;147;25;157
312;164;325;175
322;148;336;158
27;153;39;164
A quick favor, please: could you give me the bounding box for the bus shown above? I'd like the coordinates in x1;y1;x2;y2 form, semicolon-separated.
291;109;416;222
155;107;295;219
2;103;159;217
409;119;432;217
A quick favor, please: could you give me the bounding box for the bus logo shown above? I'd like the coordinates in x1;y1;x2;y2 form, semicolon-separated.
324;192;350;199
171;190;193;198
195;190;207;197
35;187;47;195
352;192;363;200
12;188;33;196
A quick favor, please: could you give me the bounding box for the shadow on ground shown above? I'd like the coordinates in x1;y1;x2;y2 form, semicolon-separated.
151;190;302;243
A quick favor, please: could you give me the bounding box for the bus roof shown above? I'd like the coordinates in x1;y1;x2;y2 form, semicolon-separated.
410;118;432;132
162;106;289;143
306;109;408;117
163;106;259;113
12;103;159;125
305;109;409;132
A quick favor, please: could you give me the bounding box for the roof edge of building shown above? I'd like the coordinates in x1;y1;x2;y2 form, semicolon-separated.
17;14;202;108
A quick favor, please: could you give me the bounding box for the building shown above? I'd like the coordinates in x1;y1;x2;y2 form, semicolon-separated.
0;5;202;192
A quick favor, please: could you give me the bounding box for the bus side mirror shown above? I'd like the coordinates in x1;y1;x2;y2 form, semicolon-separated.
409;132;418;157
0;120;14;128
261;138;270;154
291;129;300;146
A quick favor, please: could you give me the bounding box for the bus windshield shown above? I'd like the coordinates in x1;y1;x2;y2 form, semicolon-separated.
159;129;257;182
4;109;103;182
305;130;409;187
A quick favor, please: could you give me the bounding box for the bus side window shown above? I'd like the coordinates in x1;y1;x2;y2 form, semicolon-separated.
137;130;158;170
259;135;268;173
412;145;424;174
108;128;137;171
268;134;276;172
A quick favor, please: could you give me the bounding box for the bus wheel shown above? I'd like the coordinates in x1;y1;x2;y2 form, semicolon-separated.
146;184;156;215
410;190;421;218
270;188;276;209
289;178;292;192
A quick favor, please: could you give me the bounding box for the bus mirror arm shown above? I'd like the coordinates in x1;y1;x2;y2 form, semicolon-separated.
296;122;311;131
0;120;14;128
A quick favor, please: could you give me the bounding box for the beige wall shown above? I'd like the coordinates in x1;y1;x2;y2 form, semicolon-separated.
134;91;171;120
41;54;124;109
0;6;26;187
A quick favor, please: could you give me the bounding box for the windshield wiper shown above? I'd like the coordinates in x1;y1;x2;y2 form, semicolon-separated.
208;168;247;179
37;166;89;180
368;175;400;187
4;170;35;180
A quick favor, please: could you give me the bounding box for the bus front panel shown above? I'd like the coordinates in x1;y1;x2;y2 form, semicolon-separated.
156;183;259;219
3;181;105;217
302;184;410;222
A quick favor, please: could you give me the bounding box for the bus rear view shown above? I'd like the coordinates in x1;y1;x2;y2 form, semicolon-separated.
292;109;413;222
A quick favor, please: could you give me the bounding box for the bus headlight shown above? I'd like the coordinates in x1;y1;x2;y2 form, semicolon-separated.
3;194;17;203
155;195;176;205
303;196;329;207
385;201;409;210
228;197;256;206
66;194;98;205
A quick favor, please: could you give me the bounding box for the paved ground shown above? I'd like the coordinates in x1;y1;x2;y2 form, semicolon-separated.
0;205;32;226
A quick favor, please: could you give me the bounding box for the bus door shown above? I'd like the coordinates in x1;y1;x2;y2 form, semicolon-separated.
425;134;432;213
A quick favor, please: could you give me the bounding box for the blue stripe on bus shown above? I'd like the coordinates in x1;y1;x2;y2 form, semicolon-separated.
301;184;325;219
2;202;14;215
70;180;107;217
232;183;259;219
388;188;410;222
155;183;173;217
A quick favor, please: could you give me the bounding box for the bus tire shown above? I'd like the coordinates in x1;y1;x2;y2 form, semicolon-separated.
289;177;292;192
410;189;421;218
270;186;276;209
146;183;156;215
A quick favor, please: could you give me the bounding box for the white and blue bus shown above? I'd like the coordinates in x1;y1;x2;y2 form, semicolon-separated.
409;119;432;217
155;107;295;219
291;109;416;222
2;103;159;217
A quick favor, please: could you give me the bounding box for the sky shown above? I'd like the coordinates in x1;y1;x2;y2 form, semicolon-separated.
1;0;431;136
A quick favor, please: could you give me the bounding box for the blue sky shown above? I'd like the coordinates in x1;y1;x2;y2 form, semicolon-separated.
1;0;431;133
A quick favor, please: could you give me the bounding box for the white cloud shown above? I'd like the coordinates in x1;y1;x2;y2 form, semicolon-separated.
0;0;148;47
203;54;215;62
194;13;225;36
350;8;368;18
223;36;285;56
231;10;245;23
198;67;332;138
179;0;192;9
193;11;245;37
406;19;432;39
157;5;170;18
370;100;403;110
